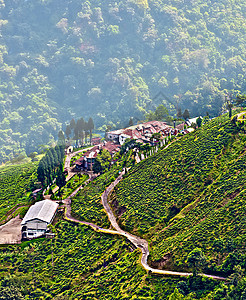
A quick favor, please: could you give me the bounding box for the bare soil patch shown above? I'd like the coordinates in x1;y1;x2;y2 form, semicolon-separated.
0;216;22;244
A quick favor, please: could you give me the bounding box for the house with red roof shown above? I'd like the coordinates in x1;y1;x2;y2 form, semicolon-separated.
107;121;179;145
75;142;120;171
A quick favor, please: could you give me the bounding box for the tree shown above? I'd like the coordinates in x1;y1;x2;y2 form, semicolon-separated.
183;109;190;120
87;117;94;144
229;265;245;287
196;117;202;128
155;104;170;121
84;121;89;144
236;94;246;108
168;288;184;300
56;168;66;191
77;117;85;146
96;149;111;172
37;160;46;186
129;117;134;126
186;248;206;276
191;122;197;130
177;107;182;119
70;118;76;131
177;281;189;296
65;125;71;140
73;122;79;147
58;130;65;146
28;152;38;162
150;132;161;143
92;158;102;174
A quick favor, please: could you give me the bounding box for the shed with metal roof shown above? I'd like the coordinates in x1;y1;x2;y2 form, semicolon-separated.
21;200;59;240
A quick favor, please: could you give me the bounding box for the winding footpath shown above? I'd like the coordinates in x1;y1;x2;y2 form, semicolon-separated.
63;169;226;280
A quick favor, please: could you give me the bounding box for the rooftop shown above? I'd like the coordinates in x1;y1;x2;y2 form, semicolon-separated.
21;200;59;225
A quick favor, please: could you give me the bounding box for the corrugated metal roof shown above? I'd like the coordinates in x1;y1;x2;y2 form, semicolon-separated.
21;200;59;225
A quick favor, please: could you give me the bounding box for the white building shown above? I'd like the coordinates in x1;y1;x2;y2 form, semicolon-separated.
21;200;59;240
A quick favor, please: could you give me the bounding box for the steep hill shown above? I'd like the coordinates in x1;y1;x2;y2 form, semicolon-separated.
110;114;246;275
1;0;246;161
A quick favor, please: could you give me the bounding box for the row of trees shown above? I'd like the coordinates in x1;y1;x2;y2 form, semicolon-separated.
65;117;94;146
37;145;65;187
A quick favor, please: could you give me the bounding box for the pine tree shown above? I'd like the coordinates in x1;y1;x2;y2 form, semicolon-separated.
56;168;66;191
37;160;46;186
65;125;71;140
77;117;85;146
177;107;182;119
58;130;65;146
87;117;94;144
183;109;190;120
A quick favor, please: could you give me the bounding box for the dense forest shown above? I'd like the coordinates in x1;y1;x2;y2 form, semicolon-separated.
0;0;246;161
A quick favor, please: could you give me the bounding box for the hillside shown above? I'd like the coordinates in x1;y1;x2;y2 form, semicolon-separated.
1;0;246;161
0;161;39;224
110;113;246;276
1;115;246;298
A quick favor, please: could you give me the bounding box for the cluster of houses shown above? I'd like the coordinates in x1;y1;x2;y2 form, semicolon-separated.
75;121;182;171
107;121;179;145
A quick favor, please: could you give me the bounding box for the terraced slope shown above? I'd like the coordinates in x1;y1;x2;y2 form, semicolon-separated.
110;116;246;271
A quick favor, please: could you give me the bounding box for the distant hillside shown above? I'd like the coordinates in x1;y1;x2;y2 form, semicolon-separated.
1;0;246;160
110;113;246;275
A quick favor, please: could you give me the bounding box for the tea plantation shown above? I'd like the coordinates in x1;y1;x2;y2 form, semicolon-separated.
0;221;188;299
110;115;246;273
0;162;38;224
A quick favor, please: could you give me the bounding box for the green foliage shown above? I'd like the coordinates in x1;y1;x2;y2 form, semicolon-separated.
53;173;88;200
146;104;171;123
0;162;38;223
111;113;246;273
37;146;64;186
187;248;206;276
1;0;246;161
0;221;180;299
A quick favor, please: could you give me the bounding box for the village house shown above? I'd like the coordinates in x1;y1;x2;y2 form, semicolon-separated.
21;200;59;240
91;137;101;145
107;121;179;145
75;141;120;171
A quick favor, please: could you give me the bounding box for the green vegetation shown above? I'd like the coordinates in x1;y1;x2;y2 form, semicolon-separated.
1;0;246;161
71;167;120;228
0;221;184;299
0;161;38;224
37;145;65;187
2;114;246;298
53;173;88;200
71;149;136;227
111;113;246;278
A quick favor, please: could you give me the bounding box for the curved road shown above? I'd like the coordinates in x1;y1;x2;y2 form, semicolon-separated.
61;145;226;280
100;172;226;280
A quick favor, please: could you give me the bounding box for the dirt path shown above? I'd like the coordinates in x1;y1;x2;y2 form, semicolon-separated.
0;216;22;244
51;146;94;194
61;142;226;280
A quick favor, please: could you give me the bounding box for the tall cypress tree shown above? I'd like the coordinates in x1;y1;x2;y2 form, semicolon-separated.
50;147;59;167
88;117;94;144
77;117;85;146
37;160;46;186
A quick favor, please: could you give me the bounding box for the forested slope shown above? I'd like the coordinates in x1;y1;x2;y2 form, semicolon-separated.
111;114;246;276
1;0;246;161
